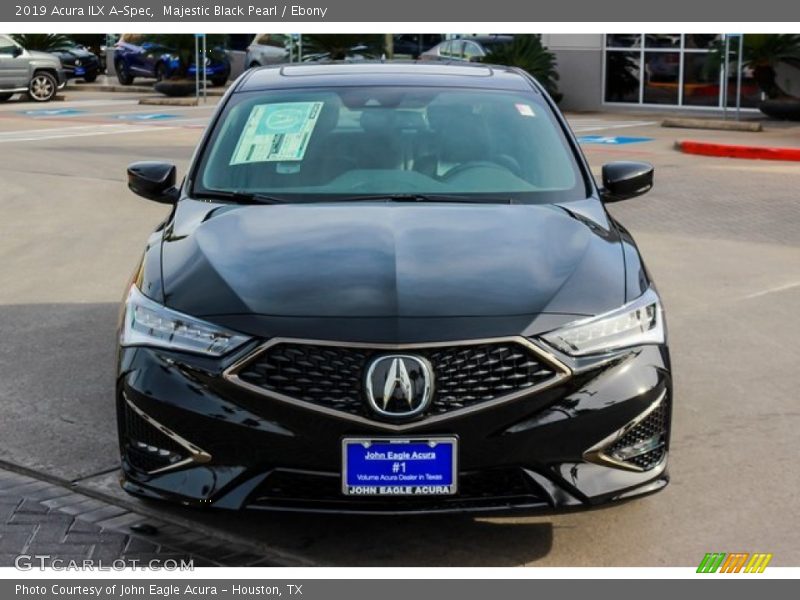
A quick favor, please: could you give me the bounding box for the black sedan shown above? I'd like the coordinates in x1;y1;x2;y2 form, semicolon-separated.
50;40;102;82
118;62;671;513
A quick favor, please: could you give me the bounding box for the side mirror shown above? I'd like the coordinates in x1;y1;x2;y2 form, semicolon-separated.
601;161;654;203
12;46;23;58
127;161;180;204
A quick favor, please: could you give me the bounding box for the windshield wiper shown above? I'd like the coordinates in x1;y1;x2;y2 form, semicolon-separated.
193;191;516;205
193;190;286;205
327;194;516;204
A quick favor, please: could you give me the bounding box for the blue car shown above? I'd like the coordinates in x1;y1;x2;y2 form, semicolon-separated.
113;34;230;86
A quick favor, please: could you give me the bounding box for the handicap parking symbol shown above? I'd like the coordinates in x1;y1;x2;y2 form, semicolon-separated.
578;135;654;145
22;108;86;117
113;113;178;121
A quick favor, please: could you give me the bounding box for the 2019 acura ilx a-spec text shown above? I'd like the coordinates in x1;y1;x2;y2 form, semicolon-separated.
117;62;671;513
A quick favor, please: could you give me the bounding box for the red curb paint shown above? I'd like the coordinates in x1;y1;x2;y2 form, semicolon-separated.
677;140;800;162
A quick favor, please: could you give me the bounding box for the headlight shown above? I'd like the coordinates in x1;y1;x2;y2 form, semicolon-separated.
120;285;251;357
540;288;664;356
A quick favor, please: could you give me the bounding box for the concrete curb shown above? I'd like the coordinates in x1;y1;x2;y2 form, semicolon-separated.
66;84;227;97
662;118;763;132
675;139;800;161
68;84;156;94
139;97;200;106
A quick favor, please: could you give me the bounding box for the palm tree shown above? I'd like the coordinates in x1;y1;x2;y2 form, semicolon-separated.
483;35;562;102
11;34;72;52
710;34;800;99
605;52;640;102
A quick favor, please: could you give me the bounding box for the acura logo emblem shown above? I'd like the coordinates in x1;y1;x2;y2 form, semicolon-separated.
365;355;433;418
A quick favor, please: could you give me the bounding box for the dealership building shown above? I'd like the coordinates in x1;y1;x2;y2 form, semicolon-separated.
541;33;800;113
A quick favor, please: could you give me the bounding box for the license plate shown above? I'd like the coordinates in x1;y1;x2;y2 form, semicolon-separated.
342;437;457;496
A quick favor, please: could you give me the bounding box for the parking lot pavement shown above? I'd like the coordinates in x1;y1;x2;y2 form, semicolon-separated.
0;466;304;567
0;93;798;566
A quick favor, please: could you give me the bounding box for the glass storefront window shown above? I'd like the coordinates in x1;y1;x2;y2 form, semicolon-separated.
684;34;721;49
605;51;641;103
682;53;720;106
645;34;681;48
643;52;680;104
606;34;642;48
604;34;759;109
725;67;761;108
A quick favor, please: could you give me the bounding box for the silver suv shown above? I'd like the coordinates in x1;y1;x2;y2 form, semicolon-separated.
0;35;66;102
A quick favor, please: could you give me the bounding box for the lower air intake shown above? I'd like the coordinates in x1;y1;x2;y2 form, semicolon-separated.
607;396;669;471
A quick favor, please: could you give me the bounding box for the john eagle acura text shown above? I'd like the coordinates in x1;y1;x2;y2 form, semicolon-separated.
117;62;671;513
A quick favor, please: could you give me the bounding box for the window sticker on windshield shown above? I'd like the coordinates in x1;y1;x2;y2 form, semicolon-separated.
230;101;323;165
515;103;536;117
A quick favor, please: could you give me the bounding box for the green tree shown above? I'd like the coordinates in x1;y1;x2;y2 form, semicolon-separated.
11;34;71;52
483;35;562;102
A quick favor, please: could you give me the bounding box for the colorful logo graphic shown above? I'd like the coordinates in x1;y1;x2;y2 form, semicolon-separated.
697;553;773;573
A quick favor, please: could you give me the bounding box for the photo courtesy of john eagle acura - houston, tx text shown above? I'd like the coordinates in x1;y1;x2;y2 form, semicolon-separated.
117;61;671;513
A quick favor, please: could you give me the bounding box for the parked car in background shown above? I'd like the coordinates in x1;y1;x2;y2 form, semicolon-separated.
50;39;102;82
421;35;514;62
302;49;368;63
114;34;230;86
392;34;444;58
245;34;290;68
0;34;66;102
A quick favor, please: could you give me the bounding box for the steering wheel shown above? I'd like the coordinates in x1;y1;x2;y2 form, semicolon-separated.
441;160;518;180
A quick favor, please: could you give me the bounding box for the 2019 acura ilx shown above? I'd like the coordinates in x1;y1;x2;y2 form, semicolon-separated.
117;62;671;513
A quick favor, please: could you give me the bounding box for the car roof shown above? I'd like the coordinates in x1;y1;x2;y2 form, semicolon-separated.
461;35;515;44
236;61;538;93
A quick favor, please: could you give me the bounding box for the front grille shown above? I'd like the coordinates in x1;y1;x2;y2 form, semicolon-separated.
250;468;544;511
122;402;187;474
608;397;669;470
233;340;560;420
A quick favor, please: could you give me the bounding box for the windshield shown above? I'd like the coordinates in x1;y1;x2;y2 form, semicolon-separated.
194;85;588;204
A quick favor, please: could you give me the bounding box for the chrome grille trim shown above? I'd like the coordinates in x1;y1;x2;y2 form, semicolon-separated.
582;389;668;472
123;394;212;475
223;336;572;431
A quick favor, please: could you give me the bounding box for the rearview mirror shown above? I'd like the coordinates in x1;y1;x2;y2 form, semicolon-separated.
12;45;23;58
601;161;654;203
127;161;180;204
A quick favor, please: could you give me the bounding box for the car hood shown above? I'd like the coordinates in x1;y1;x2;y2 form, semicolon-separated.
57;47;95;59
161;200;625;321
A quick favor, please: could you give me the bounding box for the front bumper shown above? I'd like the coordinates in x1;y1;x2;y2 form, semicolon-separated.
63;61;100;79
116;340;671;514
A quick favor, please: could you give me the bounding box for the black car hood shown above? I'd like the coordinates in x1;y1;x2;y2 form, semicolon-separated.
55;47;95;61
161;200;625;322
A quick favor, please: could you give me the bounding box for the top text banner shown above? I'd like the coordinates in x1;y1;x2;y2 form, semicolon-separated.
3;0;799;23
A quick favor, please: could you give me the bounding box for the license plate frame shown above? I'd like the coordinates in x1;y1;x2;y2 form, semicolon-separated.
341;437;458;496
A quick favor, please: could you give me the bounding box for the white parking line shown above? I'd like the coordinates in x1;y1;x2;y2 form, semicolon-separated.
0;124;177;143
0;99;140;113
568;120;657;132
